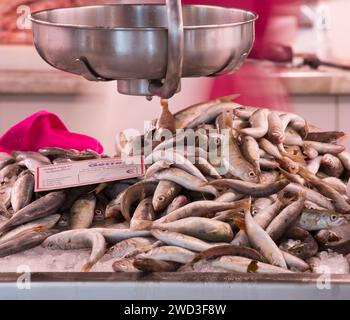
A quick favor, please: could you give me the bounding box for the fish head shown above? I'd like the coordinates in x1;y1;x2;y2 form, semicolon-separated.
243;169;259;183
327;214;347;228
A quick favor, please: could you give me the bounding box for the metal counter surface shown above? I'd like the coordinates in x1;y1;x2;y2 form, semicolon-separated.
0;272;349;300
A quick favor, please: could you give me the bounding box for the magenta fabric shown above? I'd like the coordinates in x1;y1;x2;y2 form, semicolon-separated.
0;111;103;154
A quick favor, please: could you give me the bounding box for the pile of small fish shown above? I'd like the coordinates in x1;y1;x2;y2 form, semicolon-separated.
1;95;350;274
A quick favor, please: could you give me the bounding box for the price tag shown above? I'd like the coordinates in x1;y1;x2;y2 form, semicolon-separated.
35;156;144;191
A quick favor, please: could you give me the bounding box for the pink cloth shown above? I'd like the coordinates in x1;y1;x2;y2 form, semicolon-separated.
0;111;103;154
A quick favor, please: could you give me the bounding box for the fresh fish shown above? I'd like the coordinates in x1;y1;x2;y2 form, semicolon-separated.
39;147;78;159
0;202;11;219
216;191;244;202
107;237;159;260
306;156;323;174
267;111;285;144
279;167;305;185
231;197;285;247
15;151;51;164
151;229;223;252
0;180;14;209
279;112;306;132
302;145;318;160
42;229;106;272
245;206;287;268
303;141;345;155
209;179;289;198
253;197;286;229
103;182;132;200
0;214;61;245
17;158;49;174
92;228;151;244
193;244;267;263
259;158;279;170
61;184;97;211
145;161;171;178
185;102;240;129
284;128;304;146
155;200;248;223
338;152;350;171
0;229;57;258
0;163;21;182
321;154;344;177
281;251;309;272
164;195;189;215
285;183;334;210
57;213;70;229
298;210;347;231
299;168;350;213
154;99;176;140
186;259;229;272
265;194;305;241
315;224;350;254
195;157;222;179
10;170;34;213
120;180;158;221
0;191;66;233
153;217;234;242
211;256;292;274
241;135;261;176
239;108;269;139
222;131;259;183
322;177;347;195
52;158;73;164
152;181;182;212
70;194;96;229
130;197;155;231
133;258;180;272
304;200;327;210
0;153;15;171
112;258;141;272
258;138;299;174
152;168;218;197
260;171;279;184
305;131;346;144
287;235;318;260
145;150;207;181
137;246;196;264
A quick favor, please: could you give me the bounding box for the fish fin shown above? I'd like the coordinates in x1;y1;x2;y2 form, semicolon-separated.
281;151;305;163
247;260;259;273
301;120;309;140
81;262;93;272
220;94;241;102
160;99;169;109
233;217;246;231
92;182;108;195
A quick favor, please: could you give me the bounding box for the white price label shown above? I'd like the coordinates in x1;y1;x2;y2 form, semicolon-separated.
35;156;144;191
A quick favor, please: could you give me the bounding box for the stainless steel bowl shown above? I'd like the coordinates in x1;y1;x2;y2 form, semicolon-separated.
30;3;257;98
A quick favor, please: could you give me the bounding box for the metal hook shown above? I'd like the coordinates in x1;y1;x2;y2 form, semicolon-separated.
76;56;112;82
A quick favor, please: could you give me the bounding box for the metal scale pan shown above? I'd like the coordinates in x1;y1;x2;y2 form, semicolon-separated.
30;1;257;99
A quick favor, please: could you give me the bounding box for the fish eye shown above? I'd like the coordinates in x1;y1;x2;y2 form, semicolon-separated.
248;171;256;178
158;196;165;202
330;215;338;221
252;209;258;215
295;240;301;245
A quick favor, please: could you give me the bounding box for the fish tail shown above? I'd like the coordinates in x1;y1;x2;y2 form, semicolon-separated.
92;183;108;195
220;93;240;103
81;262;93;272
160;99;169;109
